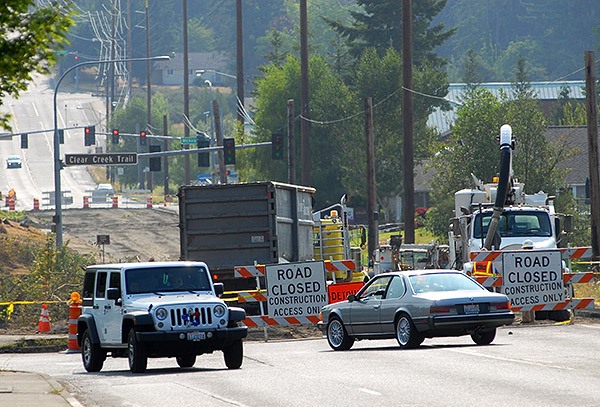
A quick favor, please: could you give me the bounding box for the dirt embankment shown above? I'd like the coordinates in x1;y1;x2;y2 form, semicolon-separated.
27;207;182;263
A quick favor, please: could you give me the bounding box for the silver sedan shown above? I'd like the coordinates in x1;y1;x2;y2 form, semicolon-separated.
318;270;515;350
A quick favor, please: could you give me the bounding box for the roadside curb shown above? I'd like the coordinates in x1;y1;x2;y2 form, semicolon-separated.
41;371;85;407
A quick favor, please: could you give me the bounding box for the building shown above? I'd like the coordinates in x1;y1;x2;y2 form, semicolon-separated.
153;52;231;86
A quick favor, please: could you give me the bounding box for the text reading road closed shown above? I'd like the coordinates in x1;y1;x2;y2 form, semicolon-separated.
502;250;563;307
266;262;327;318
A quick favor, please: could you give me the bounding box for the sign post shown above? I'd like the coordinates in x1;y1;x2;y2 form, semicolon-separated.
266;261;328;318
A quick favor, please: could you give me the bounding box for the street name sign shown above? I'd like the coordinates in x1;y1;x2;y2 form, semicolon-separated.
181;137;197;144
64;153;137;166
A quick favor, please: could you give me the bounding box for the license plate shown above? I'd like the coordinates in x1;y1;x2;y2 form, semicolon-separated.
187;331;206;341
464;304;480;314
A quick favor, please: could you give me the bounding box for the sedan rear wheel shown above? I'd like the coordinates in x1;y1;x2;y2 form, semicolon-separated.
471;328;496;345
326;316;354;351
395;314;423;349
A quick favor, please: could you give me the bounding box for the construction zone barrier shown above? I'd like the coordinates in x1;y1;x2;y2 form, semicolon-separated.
37;304;51;333
146;196;153;208
83;196;90;208
243;315;321;327
111;195;119;208
232;259;364;335
33;198;40;210
67;292;82;352
7;198;15;211
469;248;596;313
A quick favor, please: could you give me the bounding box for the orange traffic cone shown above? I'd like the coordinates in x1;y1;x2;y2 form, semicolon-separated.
37;304;51;333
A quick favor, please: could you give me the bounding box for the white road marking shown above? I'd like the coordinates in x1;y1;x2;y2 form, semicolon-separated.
358;387;382;396
448;348;576;371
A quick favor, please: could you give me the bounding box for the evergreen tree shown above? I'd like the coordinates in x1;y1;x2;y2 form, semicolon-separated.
327;0;455;69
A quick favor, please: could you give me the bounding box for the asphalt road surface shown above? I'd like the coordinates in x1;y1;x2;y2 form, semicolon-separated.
1;321;600;407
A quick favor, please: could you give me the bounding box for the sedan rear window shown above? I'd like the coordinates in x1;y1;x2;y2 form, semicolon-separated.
409;273;483;293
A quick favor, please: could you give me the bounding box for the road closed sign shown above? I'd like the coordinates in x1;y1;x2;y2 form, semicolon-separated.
502;250;564;308
266;261;328;318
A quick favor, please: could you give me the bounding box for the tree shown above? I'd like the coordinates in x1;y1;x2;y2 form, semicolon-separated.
251;55;358;208
327;0;454;69
0;1;73;130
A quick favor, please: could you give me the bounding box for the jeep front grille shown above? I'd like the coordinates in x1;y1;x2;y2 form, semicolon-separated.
169;306;213;327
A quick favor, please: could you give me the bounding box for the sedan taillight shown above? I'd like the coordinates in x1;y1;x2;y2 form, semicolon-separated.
430;305;452;314
491;301;511;311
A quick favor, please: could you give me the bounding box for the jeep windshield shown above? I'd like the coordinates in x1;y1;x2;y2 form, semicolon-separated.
473;210;552;239
125;266;212;294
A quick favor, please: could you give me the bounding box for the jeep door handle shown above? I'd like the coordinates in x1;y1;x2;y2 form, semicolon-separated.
373;304;380;309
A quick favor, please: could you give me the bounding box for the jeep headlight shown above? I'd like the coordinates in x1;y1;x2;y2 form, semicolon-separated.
213;304;226;318
155;307;168;321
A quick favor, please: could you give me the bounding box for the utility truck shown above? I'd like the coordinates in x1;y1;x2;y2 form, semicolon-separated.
447;124;586;321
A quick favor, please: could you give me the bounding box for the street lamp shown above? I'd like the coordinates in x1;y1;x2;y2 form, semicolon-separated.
53;55;170;246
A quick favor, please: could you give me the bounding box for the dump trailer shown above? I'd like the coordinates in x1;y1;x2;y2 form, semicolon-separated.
178;181;316;291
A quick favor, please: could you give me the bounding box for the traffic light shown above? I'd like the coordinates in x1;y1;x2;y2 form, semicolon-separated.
149;145;161;172
223;138;235;165
139;130;147;146
111;129;120;144
84;126;95;146
271;134;284;160
20;133;28;149
58;129;64;144
197;133;210;167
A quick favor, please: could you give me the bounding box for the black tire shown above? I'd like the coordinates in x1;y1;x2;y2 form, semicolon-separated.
81;330;105;372
395;314;423;349
326;316;355;351
176;355;196;368
471;328;496;345
128;329;148;373
223;340;243;369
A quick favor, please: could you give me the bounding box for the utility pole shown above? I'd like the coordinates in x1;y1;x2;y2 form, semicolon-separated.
236;0;245;132
299;0;311;186
213;100;226;184
127;0;132;97
183;0;191;184
145;0;153;191
402;0;415;244
585;51;600;263
365;97;377;267
163;114;170;195
287;99;296;184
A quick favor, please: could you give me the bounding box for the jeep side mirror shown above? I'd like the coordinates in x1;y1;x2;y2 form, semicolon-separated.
213;282;224;296
107;287;120;301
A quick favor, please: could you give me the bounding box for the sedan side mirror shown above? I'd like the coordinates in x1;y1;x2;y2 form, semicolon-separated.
348;294;356;302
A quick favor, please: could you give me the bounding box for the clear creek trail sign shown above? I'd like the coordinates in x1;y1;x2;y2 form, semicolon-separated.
64;153;137;166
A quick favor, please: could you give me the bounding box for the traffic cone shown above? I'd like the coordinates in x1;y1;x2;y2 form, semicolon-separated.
37;304;51;333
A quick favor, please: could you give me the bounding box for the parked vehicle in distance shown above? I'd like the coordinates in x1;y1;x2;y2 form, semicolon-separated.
6;155;22;169
91;183;115;203
318;270;514;351
77;261;248;373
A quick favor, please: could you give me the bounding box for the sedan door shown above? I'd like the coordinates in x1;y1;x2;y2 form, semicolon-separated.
379;275;408;335
348;276;392;336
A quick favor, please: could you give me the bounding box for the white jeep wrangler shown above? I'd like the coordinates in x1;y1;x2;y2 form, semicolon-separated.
77;261;247;373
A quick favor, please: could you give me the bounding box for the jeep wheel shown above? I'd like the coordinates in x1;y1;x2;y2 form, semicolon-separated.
223;340;243;369
82;330;105;372
128;330;148;373
176;355;196;368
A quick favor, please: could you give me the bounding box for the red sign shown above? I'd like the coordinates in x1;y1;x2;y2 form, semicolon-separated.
327;281;365;304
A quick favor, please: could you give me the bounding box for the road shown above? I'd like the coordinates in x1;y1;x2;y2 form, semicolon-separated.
1;322;600;407
1;73;104;211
